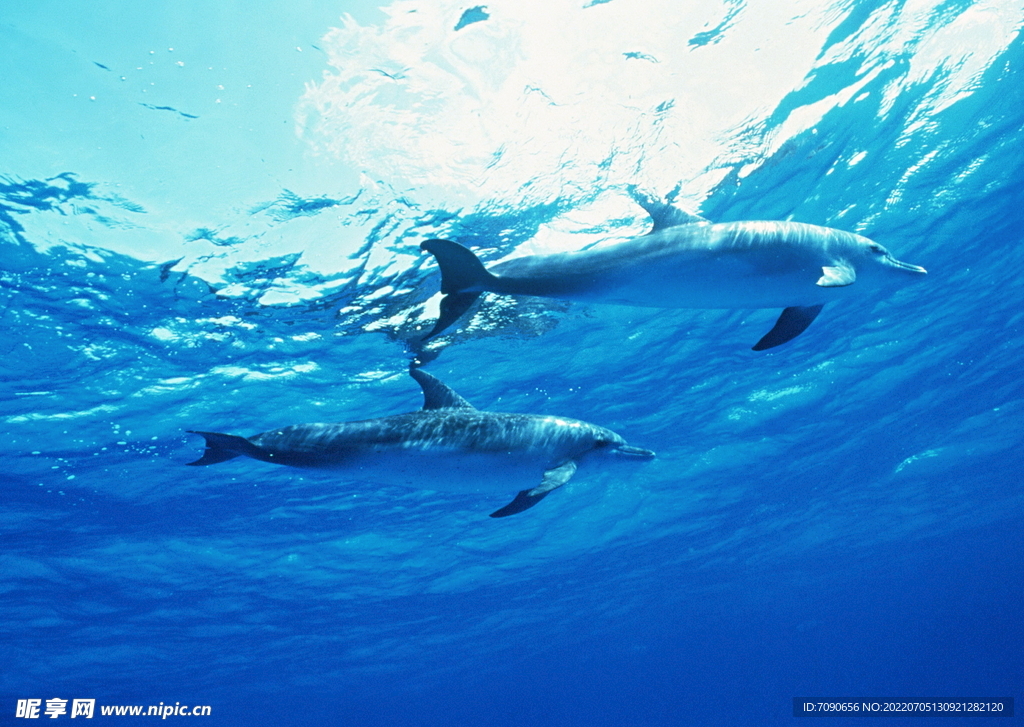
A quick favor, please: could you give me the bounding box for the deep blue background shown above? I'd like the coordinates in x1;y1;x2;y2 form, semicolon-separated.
2;1;1021;725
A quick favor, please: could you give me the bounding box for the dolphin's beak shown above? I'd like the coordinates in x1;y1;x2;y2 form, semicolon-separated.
886;255;927;274
614;445;656;459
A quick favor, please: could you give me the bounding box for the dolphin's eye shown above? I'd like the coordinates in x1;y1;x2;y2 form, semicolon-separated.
869;243;885;254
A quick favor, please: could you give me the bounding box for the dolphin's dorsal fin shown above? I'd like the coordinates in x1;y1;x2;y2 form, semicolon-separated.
409;367;476;410
817;264;856;287
645;204;707;232
629;187;707;233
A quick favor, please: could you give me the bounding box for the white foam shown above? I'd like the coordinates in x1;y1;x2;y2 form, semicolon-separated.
297;0;844;209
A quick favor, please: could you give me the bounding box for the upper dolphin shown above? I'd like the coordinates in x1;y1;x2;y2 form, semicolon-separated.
419;200;926;350
187;368;653;517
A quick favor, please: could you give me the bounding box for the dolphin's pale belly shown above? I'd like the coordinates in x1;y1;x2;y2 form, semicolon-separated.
301;448;554;495
559;256;832;309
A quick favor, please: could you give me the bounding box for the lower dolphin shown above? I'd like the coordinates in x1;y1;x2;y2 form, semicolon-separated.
187;368;653;517
420;200;926;349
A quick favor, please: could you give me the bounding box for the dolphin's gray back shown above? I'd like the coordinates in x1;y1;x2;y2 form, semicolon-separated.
239;410;620;495
249;410;615;467
419;217;923;346
486;221;870;309
189;368;655;507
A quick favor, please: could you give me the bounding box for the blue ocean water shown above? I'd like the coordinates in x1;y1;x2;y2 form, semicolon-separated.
2;1;1022;725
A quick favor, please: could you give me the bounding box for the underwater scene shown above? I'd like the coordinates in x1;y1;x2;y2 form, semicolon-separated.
2;0;1022;724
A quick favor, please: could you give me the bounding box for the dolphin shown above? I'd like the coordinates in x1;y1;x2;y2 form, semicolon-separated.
419;200;926;349
187;368;654;517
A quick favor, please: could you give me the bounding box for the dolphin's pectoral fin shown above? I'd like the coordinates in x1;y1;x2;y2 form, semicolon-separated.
424;291;481;340
488;490;547;518
187;448;241;466
817;264;856;287
752;305;825;351
187;430;258;466
489;460;578;518
409;367;476;410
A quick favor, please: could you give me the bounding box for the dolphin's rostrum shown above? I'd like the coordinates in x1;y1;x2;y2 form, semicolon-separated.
420;199;926;349
188;368;653;517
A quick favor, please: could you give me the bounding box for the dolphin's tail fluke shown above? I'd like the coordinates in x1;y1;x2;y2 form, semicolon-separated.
420;239;495;339
187;430;259;466
427;291;481;340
